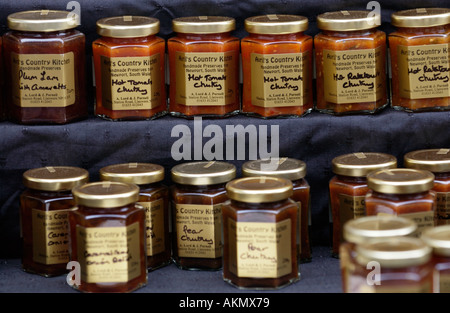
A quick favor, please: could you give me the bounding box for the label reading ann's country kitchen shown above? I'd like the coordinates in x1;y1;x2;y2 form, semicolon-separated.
175;51;237;106
174;203;223;258
251;52;311;107
323;47;384;104
12;52;75;107
436;192;450;225
339;194;366;242
398;44;450;100
101;55;162;110
139;198;165;256
76;223;142;283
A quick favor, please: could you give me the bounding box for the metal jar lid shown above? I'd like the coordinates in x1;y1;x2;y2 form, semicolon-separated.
421;225;450;257
367;168;435;194
332;152;397;177
242;157;306;181
100;163;164;185
404;149;450;173
317;10;381;32
96;16;160;38
244;14;308;35
172;16;235;34
72;181;139;208
226;176;293;203
343;215;417;245
356;236;432;268
23;166;89;192
171;161;236;186
7;10;80;32
391;8;450;28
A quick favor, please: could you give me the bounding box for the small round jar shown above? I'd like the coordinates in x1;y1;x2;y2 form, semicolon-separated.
99;162;170;271
69;181;147;293
222;177;299;290
93;16;167;120
170;161;236;270
314;11;388;115
352;237;433;292
20;166;89;277
168;16;240;118
389;8;450;112
365;168;436;237
405;149;450;225
241;15;313;118
421;225;450;293
329;152;397;257
3;10;87;124
241;157;311;263
340;215;417;293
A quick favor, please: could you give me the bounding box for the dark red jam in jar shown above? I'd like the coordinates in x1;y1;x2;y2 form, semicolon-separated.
3;10;87;124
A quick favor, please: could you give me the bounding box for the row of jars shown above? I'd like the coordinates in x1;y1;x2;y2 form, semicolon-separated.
20;158;311;292
1;8;450;124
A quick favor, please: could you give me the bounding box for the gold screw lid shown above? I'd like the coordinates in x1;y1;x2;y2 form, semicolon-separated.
367;168;435;194
171;161;236;185
72;181;139;208
7;10;80;32
244;14;308;35
356;237;432;268
226;176;293;203
100;162;164;185
242;157;306;181
391;8;450;28
172;16;235;34
421;225;450;257
343;215;417;245
317;10;381;31
404;149;450;173
96;16;160;38
23;166;89;192
332;152;397;177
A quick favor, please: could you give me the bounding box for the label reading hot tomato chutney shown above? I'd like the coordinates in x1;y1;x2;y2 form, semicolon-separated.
175;51;237;106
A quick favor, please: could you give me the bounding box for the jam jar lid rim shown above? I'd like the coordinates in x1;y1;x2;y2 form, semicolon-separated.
404;149;450;173
99;162;165;185
7;10;80;32
244;14;308;35
242;157;307;181
332;152;397;177
421;225;450;254
226;176;293;203
172;16;235;34
391;8;450;28
23;166;89;191
171;161;236;185
317;10;381;32
367;168;435;194
72;181;140;208
96;16;160;38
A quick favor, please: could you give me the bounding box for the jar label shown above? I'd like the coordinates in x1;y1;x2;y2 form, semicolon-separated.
31;208;72;265
250;52;311;107
436;192;450;225
438;271;450;293
296;201;302;255
11;52;76;107
100;54;162;110
339;194;366;241
174;203;223;258
228;219;292;278
76;223;142;283
397;44;450;100
138;198;165;256
398;210;434;237
323;47;384;104
175;51;238;106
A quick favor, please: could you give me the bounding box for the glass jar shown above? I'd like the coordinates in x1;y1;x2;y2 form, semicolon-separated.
351;237;433;292
365;168;436;237
405;149;450;226
241;15;313;118
222;177;299;290
170;161;236;270
93;16;167;120
241;157;311;263
20;166;89;277
340;215;417;293
69;181;147;293
168;16;240;118
3;10;87;124
99;162;170;271
389;8;450;112
314;11;388;115
329;152;397;257
421;225;450;293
